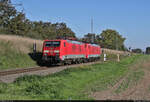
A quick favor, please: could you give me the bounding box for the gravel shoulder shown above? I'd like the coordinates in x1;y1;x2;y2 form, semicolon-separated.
0;61;100;83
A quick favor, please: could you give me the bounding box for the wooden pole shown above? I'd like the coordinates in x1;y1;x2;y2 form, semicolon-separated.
117;54;120;62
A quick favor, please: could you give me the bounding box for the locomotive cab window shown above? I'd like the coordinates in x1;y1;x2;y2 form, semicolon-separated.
45;41;60;47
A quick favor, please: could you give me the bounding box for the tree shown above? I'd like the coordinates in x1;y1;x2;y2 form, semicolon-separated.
82;33;95;43
132;48;142;53
0;0;77;39
55;23;75;38
81;33;100;44
0;0;16;28
8;12;29;35
146;47;150;54
99;29;126;50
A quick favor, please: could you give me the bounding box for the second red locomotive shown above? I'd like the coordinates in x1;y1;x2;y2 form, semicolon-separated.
42;39;101;65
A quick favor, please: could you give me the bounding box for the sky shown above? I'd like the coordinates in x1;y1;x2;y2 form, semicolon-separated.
12;0;150;51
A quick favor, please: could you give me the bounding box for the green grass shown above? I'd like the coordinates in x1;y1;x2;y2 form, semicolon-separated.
114;55;150;93
0;41;37;70
115;70;144;93
0;54;145;100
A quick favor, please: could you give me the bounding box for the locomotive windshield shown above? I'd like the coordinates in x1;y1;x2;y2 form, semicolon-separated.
45;41;60;47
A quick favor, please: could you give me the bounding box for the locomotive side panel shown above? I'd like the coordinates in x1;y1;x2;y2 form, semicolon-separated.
86;44;101;61
62;40;86;60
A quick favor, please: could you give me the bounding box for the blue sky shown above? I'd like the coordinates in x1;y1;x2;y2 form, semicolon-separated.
12;0;150;51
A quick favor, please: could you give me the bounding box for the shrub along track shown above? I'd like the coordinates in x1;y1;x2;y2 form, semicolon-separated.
0;61;101;83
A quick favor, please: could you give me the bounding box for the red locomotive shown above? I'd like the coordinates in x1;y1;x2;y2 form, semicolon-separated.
42;39;101;65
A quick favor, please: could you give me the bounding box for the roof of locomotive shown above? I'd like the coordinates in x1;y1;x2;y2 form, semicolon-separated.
67;40;84;45
44;39;64;42
44;39;100;47
44;39;84;45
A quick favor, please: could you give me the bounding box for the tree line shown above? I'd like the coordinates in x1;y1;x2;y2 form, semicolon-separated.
0;0;76;39
0;0;132;51
82;29;127;51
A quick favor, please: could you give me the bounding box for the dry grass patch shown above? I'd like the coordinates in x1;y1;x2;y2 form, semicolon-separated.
0;34;43;53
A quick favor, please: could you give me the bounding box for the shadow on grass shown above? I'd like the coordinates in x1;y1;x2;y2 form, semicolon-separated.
28;52;55;67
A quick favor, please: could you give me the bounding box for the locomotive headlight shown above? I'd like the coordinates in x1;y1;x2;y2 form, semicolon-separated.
54;50;60;53
44;50;49;53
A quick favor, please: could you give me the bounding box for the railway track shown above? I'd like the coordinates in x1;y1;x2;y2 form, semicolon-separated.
0;61;101;77
0;66;48;77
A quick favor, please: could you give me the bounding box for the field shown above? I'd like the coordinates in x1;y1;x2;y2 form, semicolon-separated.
0;54;149;100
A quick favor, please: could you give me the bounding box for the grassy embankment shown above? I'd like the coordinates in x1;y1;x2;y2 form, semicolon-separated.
0;54;147;100
0;34;44;70
0;40;37;70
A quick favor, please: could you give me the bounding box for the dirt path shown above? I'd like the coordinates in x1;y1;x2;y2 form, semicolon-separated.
91;60;150;100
